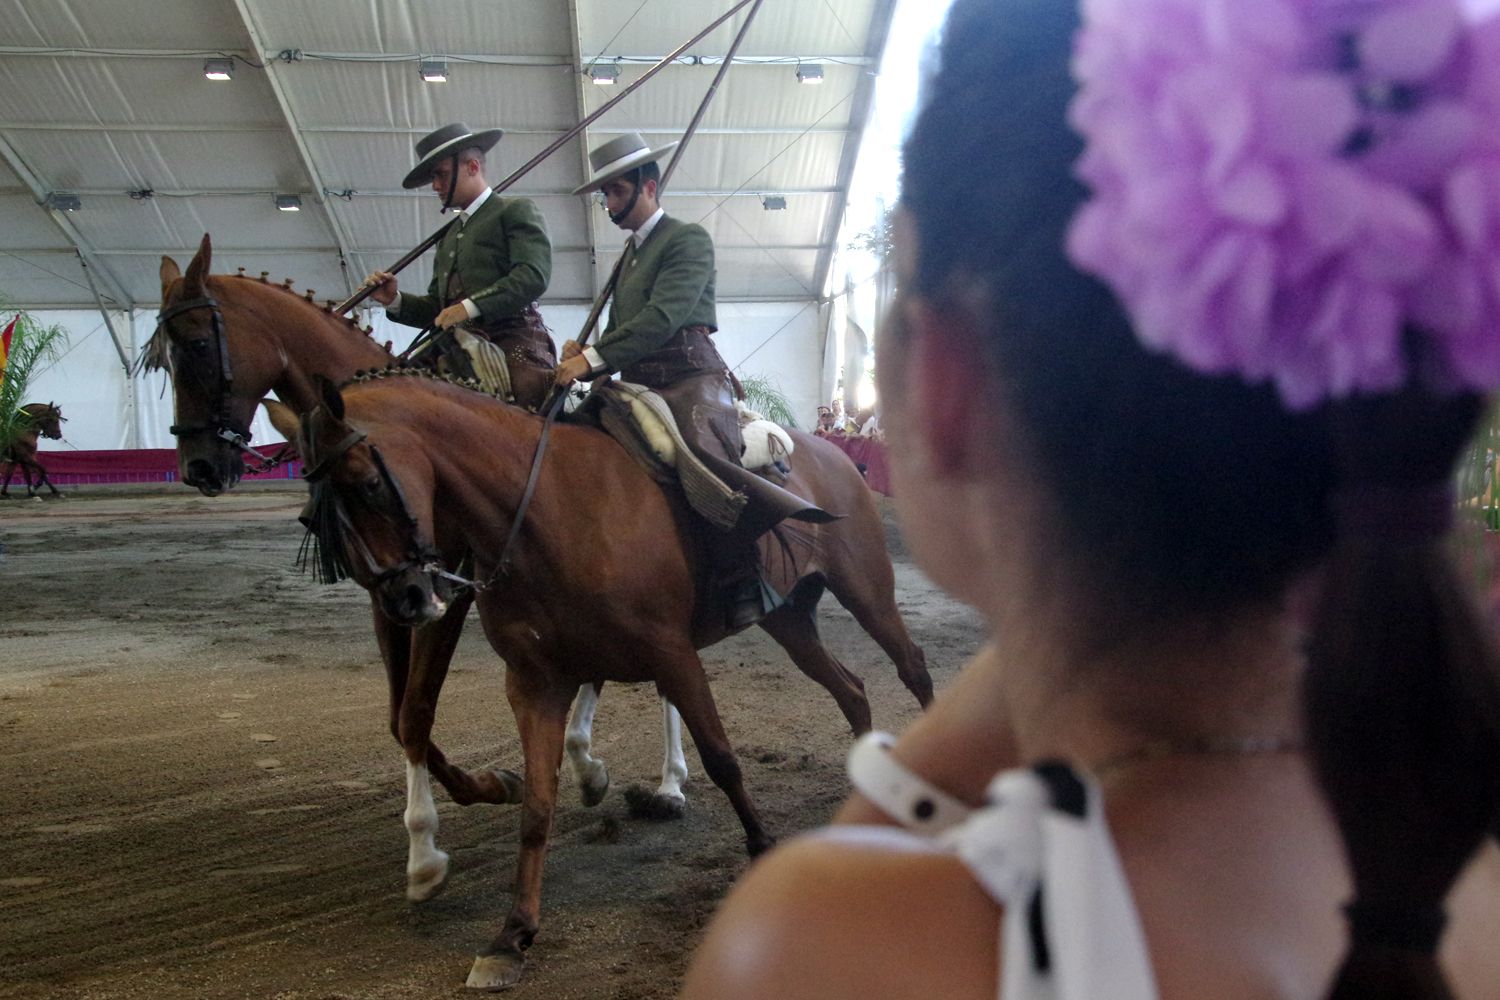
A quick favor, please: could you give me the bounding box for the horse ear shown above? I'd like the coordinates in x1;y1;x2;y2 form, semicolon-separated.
159;255;181;296
183;234;212;293
262;399;301;443
317;376;346;421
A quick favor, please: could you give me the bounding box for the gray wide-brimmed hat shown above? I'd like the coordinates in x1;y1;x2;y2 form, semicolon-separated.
571;132;679;196
402;123;504;189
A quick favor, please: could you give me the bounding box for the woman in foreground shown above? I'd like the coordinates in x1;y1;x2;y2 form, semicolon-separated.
682;0;1500;997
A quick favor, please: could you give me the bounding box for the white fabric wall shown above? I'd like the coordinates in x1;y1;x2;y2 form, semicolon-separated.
28;298;826;451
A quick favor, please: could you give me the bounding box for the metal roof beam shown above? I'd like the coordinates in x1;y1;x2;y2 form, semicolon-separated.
0;45;875;66
0;132;134;310
812;0;897;298
0;122;852;138
227;0;359;300
566;0;603;307
309;188;842;199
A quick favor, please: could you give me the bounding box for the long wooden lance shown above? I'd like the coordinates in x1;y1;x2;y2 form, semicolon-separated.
569;0;768;354
482;0;771;585
334;0;760;317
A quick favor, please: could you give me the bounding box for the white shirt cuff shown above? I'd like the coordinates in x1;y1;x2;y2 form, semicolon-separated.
385;290;403;314
462;297;479;320
583;346;607;373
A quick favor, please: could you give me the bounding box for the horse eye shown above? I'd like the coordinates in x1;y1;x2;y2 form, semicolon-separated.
189;339;210;354
359;477;382;499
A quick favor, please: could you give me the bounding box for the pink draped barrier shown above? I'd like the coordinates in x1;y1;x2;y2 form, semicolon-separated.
819;434;893;496
30;447;301;485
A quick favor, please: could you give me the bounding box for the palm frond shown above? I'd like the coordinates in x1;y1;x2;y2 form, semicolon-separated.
737;373;798;429
0;307;68;448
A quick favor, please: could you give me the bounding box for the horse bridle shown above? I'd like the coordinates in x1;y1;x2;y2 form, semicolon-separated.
155;292;283;470
303;428;469;588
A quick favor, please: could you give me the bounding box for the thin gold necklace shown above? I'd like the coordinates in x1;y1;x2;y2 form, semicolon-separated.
1092;736;1304;780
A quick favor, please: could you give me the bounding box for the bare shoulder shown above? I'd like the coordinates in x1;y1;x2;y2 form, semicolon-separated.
1444;839;1500;998
681;830;1000;1000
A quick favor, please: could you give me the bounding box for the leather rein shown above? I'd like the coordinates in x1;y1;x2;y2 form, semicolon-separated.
155;292;290;474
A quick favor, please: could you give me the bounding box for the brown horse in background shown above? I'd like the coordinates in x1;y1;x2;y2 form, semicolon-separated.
2;402;64;499
264;371;933;989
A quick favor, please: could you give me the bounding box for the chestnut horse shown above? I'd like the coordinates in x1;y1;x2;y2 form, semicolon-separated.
2;402;64;499
264;371;931;989
153;236;933;904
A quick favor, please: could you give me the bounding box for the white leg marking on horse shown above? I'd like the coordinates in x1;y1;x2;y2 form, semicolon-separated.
404;760;449;902
656;698;688;807
565;684;610;806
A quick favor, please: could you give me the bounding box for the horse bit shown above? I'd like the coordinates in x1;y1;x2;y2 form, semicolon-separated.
155;292;289;474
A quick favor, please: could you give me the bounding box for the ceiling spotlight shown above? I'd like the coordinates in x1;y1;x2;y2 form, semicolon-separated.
203;57;234;81
44;192;82;213
589;63;620;85
761;195;787;211
275;194;302;212
419;58;448;83
795;62;824;85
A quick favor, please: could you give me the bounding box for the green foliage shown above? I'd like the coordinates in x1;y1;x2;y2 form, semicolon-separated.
0;307;68;449
1454;400;1500;596
738;373;798;429
846;206;895;262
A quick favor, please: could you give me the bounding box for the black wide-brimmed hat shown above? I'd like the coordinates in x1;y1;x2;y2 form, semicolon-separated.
402;123;504;189
571;132;679;196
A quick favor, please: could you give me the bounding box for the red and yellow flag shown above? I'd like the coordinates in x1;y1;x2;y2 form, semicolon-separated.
0;314;16;389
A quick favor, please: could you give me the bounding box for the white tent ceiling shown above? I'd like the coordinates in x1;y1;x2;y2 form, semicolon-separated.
0;0;895;311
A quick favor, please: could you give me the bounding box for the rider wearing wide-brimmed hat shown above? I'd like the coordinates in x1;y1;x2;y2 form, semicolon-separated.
557;132;831;629
365;123;557;409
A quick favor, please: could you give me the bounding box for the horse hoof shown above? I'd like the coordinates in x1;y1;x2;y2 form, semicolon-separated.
651;791;687;819
406;851;450;902
747;832;776;858
578;762;609;807
622;784;687;821
497;768;524;802
466;952;525;991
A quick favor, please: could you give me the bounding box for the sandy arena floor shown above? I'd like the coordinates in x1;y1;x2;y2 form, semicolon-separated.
0;484;982;1000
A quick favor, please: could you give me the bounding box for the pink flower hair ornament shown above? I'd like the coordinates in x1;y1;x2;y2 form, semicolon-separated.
1066;0;1500;410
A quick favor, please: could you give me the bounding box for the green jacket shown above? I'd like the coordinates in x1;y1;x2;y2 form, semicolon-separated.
393;193;552;328
596;215;717;373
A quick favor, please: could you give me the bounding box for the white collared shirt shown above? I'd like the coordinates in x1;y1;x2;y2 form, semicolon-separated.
632;206;666;248
387;186;494;320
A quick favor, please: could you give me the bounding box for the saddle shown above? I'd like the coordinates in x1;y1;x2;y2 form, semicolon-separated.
577;382;800;532
422;303;557;411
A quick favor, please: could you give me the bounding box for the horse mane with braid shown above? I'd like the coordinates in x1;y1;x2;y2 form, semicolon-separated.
142;270;385;377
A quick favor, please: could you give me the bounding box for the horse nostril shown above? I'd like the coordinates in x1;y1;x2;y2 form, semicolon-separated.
405;584;427;614
185;459;218;485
